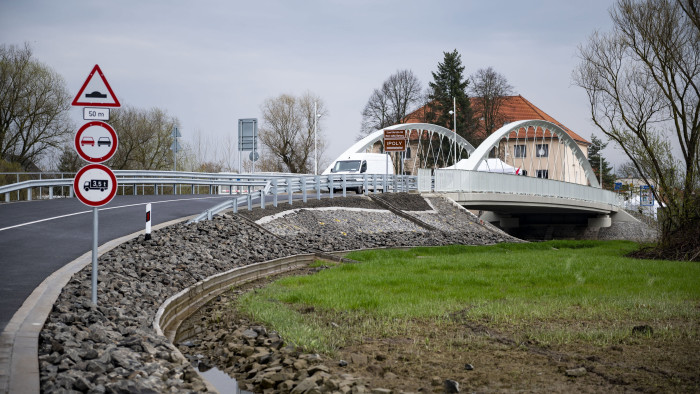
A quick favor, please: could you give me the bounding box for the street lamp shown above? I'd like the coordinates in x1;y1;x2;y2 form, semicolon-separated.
448;97;456;165
314;102;322;175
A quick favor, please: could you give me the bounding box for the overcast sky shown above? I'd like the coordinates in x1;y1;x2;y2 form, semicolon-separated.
1;0;621;170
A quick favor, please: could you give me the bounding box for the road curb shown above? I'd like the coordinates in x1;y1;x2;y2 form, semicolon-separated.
0;215;194;394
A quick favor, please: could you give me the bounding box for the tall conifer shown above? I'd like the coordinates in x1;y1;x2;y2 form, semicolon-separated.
426;50;477;144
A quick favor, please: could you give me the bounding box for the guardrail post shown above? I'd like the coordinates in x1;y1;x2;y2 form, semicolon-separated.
342;174;347;197
247;193;252;210
373;174;378;194
207;209;212;220
302;177;307;203
363;175;368;195
315;176;321;200
288;179;293;205
272;178;278;207
260;190;265;209
154;184;158;195
393;175;398;193
49;186;53;199
232;198;238;213
27;188;32;201
5;193;9;203
329;175;334;199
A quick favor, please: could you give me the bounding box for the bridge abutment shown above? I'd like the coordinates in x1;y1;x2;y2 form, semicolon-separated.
588;214;612;228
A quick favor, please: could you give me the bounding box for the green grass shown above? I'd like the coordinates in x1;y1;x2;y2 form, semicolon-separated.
236;240;700;352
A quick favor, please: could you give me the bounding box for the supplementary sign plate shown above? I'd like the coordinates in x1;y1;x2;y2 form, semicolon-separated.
83;107;110;121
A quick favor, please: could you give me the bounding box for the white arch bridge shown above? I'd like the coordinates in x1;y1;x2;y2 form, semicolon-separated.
329;120;633;236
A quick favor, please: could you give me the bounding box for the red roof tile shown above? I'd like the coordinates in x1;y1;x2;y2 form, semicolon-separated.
403;95;590;145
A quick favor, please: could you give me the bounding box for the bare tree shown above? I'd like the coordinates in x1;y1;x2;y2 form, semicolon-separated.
259;92;328;174
359;69;422;138
574;0;700;258
469;67;515;137
106;105;179;170
617;161;641;178
0;43;73;169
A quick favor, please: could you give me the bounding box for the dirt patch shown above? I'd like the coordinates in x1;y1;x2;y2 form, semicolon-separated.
180;269;700;393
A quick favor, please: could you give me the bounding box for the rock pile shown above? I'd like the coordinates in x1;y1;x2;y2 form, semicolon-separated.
38;194;517;392
182;288;383;394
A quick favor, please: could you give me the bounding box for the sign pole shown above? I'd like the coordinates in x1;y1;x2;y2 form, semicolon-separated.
92;207;98;305
385;149;388;193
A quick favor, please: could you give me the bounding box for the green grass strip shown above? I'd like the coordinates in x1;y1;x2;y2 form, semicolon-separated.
236;240;700;352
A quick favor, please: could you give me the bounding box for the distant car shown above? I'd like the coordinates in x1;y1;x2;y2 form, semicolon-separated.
81;136;95;147
97;137;111;147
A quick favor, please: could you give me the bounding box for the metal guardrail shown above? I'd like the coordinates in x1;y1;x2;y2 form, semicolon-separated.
0;171;418;213
189;173;417;222
0;171;275;202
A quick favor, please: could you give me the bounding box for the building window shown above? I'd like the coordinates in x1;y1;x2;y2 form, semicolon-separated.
536;144;549;157
514;144;526;158
536;169;549;179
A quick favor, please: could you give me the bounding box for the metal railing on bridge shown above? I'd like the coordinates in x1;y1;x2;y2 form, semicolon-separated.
430;169;623;207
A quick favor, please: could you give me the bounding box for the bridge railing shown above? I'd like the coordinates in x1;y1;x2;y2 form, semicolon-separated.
433;169;623;206
189;173;417;222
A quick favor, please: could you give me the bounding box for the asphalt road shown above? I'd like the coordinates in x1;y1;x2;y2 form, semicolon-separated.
0;194;235;332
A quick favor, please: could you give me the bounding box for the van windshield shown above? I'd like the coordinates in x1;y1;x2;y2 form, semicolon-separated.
333;160;361;172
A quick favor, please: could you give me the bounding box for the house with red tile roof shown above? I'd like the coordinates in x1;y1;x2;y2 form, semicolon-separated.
397;95;591;184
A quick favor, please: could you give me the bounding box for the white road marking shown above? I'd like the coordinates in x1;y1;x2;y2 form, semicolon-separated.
0;196;231;232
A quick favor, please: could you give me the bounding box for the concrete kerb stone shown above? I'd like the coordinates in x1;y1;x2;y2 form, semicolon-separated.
155;246;416;345
154;253;318;343
0;215;195;394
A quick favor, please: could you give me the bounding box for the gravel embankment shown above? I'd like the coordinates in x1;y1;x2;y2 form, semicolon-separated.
38;194;518;393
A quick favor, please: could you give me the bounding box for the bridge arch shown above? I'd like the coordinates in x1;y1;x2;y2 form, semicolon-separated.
461;119;599;187
325;123;475;174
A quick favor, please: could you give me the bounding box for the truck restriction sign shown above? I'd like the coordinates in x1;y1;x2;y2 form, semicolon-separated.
73;164;118;207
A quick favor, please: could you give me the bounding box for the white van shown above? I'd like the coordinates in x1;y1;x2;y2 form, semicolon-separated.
323;153;394;193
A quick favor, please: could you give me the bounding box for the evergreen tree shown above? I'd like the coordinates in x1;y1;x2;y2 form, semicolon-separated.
588;134;615;189
425;50;477;145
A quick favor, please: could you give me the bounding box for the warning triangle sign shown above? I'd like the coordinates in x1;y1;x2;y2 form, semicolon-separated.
72;64;121;107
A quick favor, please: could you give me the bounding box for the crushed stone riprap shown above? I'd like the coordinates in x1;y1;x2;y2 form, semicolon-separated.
38;193;518;393
260;208;428;237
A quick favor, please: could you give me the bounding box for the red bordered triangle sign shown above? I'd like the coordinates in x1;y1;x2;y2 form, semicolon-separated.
72;64;121;107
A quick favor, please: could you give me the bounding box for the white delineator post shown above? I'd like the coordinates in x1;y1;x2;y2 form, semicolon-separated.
145;203;152;240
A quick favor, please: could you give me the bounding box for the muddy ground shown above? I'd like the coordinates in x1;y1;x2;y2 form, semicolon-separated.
180;268;700;393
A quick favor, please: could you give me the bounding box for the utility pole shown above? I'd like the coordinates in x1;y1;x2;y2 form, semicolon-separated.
171;126;181;171
314;101;318;175
449;97;457;165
